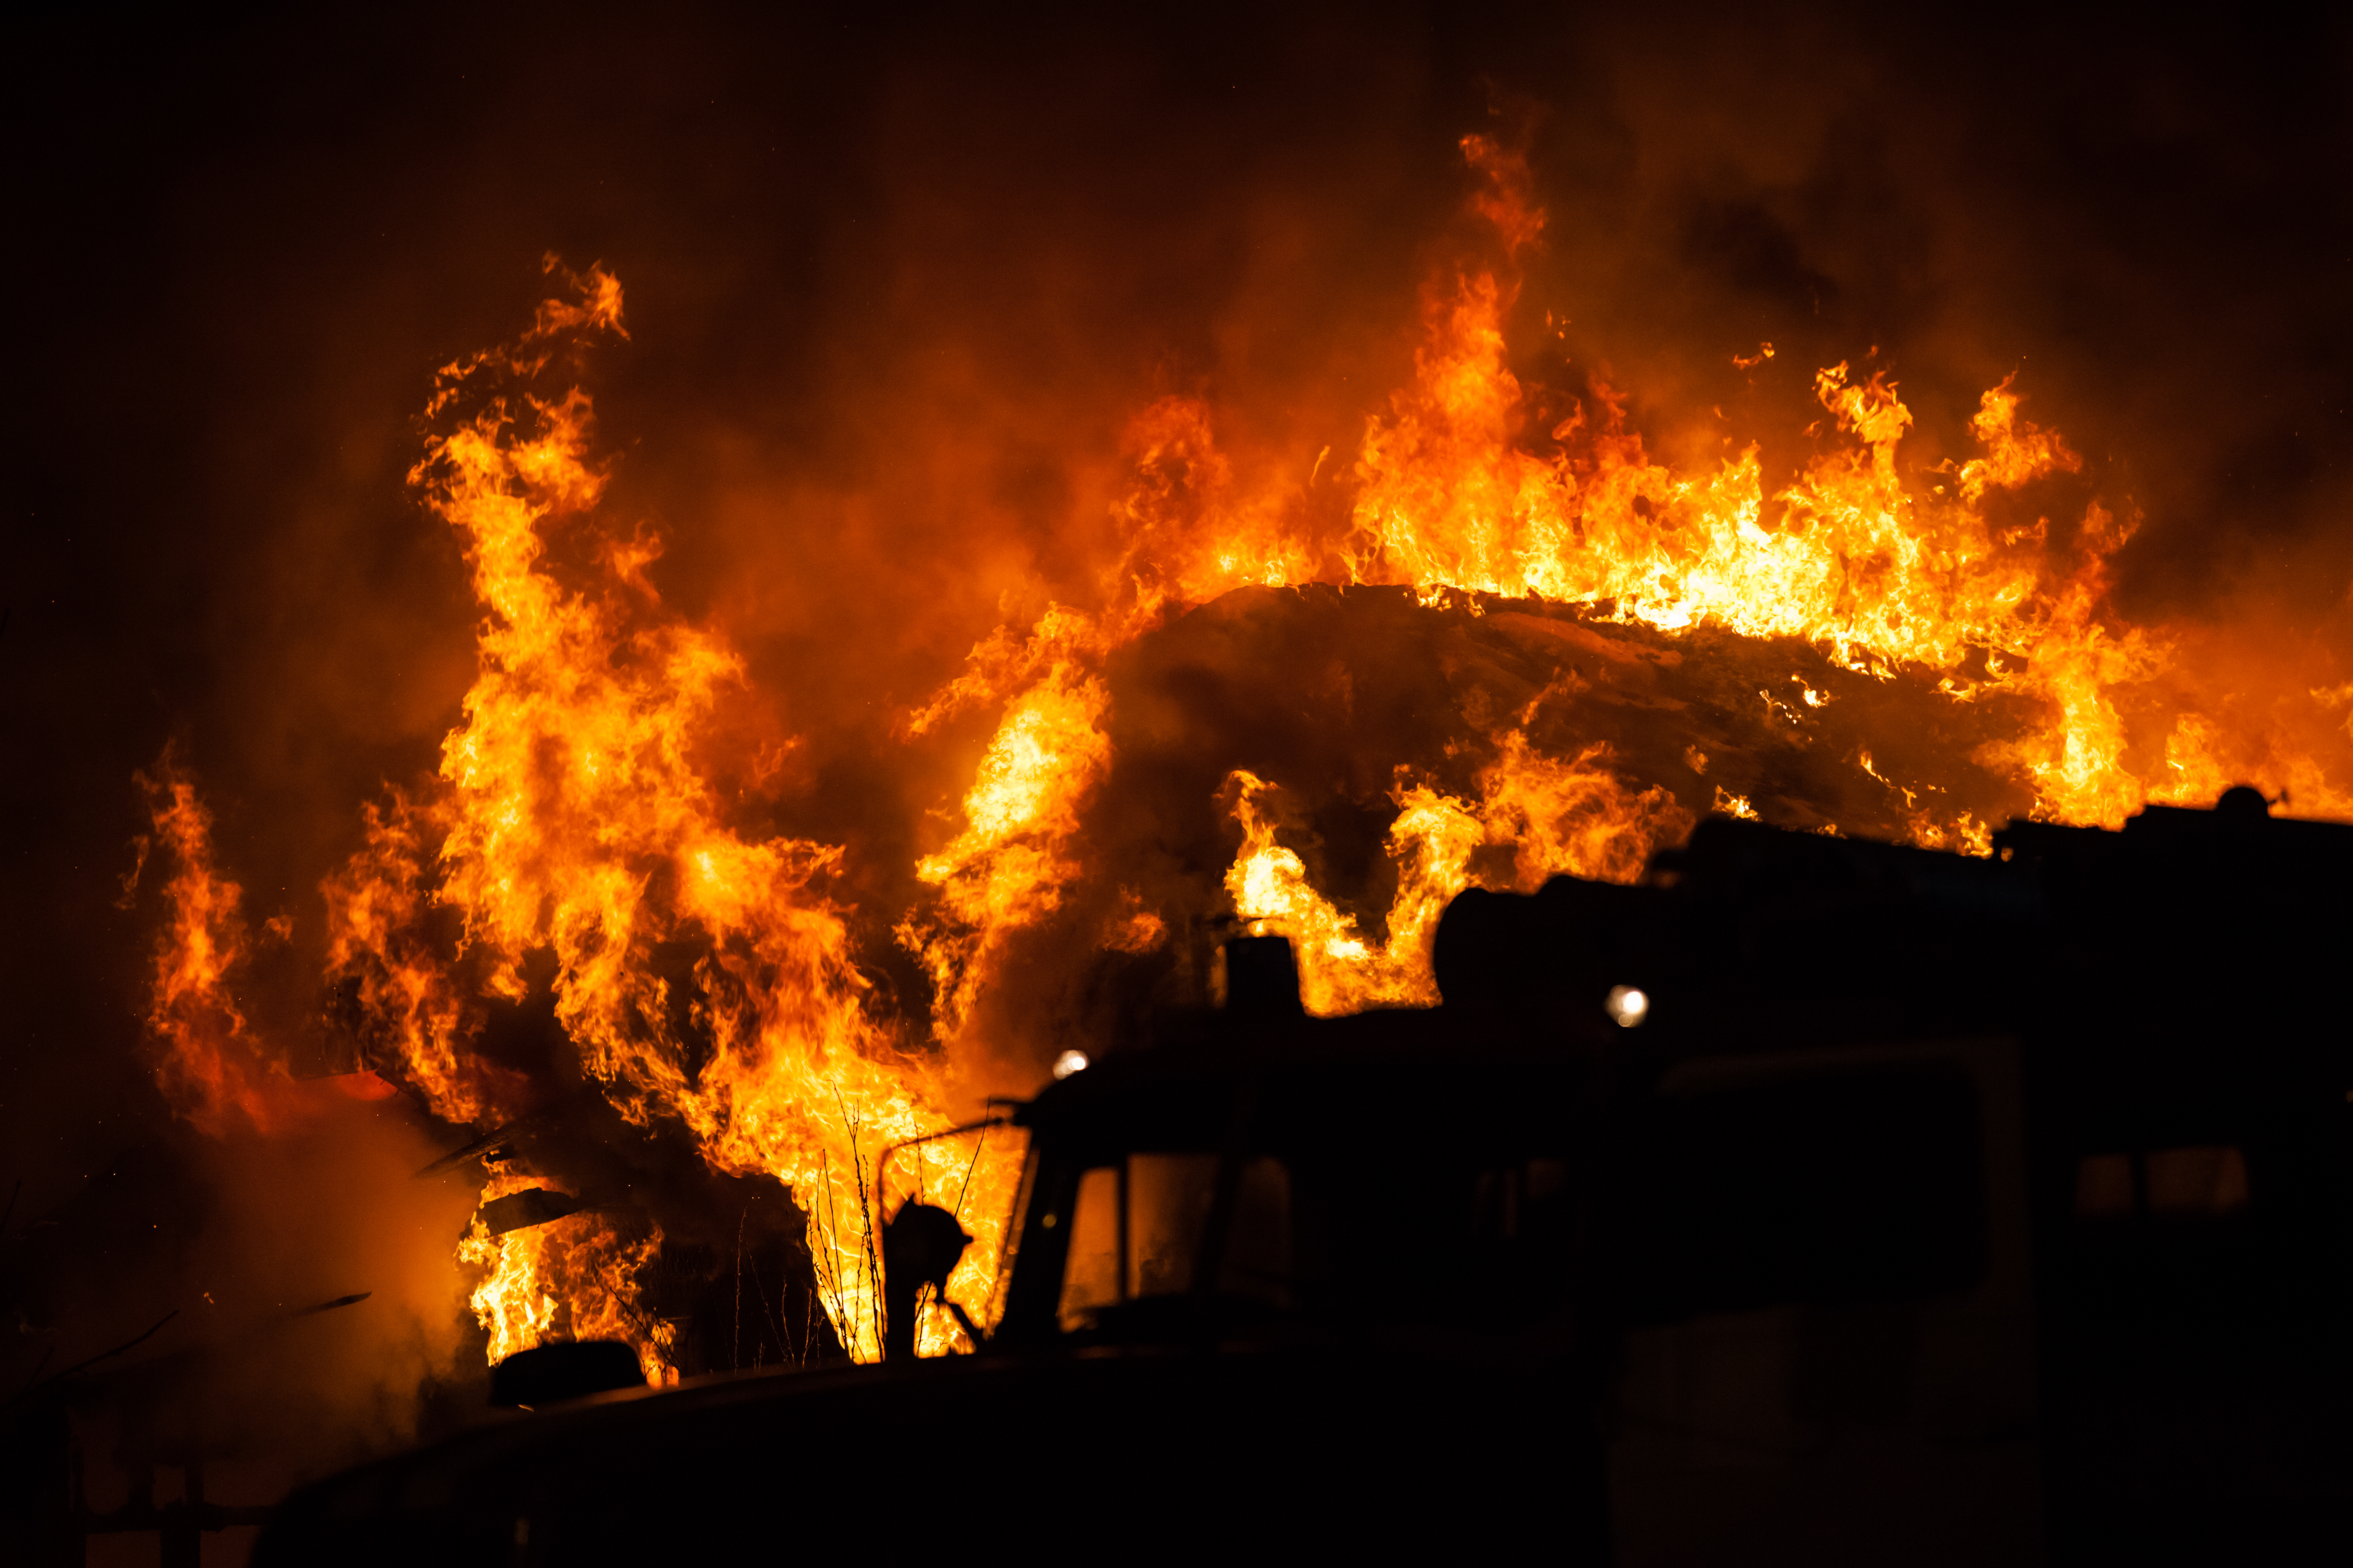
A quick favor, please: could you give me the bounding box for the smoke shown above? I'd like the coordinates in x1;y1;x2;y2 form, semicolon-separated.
1513;8;2353;639
10;1;2352;1520
162;1104;481;1466
8;1098;479;1519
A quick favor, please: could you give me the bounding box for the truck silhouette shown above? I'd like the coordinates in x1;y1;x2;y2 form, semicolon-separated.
245;790;2350;1565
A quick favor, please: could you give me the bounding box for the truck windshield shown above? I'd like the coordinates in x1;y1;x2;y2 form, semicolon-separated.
1057;1154;1292;1329
1054;1148;1574;1333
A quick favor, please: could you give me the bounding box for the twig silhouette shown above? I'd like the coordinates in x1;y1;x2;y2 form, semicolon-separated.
834;1088;883;1358
952;1123;988;1222
4;1310;179;1410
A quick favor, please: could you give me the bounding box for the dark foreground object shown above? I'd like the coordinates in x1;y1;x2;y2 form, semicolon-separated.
259;1342;1595;1562
487;1341;644;1409
254;798;2351;1566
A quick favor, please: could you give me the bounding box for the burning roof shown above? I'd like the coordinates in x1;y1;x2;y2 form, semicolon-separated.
105;134;2353;1390
13;29;2353;1548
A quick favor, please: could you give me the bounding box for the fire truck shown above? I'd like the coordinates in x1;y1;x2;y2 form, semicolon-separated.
248;790;2350;1565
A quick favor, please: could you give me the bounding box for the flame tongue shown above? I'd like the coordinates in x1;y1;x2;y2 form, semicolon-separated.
320;265;1019;1372
128;141;2351;1387
132;755;297;1136
891;136;2347;1034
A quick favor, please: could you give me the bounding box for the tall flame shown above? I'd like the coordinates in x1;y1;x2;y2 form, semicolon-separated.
1226;729;1688;1016
898;610;1119;1047
131;754;305;1135
327;260;1018;1368
458;1171;672;1384
904;132;2349;1012
132;137;2352;1384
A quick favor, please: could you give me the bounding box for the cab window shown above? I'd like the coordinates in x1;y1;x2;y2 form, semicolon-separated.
1056;1154;1294;1331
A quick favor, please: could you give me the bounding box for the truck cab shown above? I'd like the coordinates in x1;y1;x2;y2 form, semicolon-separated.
254;799;2351;1565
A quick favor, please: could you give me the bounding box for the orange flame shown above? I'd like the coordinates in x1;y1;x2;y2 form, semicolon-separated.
132;755;306;1135
328;262;1019;1368
320;791;508;1125
139;138;2352;1383
899;614;1117;1047
1226;731;1688;1015
458;1169;675;1386
901;135;2346;1011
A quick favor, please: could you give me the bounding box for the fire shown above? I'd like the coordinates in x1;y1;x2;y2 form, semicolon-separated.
1226;729;1686;1016
1333;273;2111;785
1225;769;1479;1015
458;1170;673;1385
899;132;2346;1010
129;754;337;1135
126;133;2352;1386
321;791;499;1126
324;259;1020;1369
898;619;1119;1046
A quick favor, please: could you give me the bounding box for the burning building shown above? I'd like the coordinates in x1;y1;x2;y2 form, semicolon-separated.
7;9;2352;1565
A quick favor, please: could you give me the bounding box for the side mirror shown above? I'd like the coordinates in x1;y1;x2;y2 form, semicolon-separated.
881;1202;976;1361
